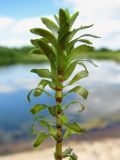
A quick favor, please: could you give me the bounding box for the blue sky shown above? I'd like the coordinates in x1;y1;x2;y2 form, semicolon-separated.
0;0;66;18
0;0;120;49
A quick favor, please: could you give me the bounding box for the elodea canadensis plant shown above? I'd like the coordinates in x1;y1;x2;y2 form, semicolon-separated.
28;8;100;160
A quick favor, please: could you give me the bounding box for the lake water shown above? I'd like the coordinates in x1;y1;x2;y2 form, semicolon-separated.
0;60;120;142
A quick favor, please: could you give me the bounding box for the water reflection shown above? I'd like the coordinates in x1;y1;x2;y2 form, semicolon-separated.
0;60;120;132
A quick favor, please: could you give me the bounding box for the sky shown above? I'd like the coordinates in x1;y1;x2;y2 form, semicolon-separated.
0;0;120;49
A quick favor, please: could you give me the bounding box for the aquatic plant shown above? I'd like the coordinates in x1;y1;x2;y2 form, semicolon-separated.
28;8;99;160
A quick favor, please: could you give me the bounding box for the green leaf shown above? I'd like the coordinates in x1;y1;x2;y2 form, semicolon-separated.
70;11;79;28
58;22;69;43
62;148;73;158
64;86;89;99
81;59;98;67
31;69;52;79
30;28;57;47
79;103;85;112
54;14;59;25
67;70;88;86
68;45;94;62
34;80;48;97
58;9;70;45
67;38;93;54
35;88;52;97
31;39;56;61
44;80;56;90
34;116;47;122
60;115;68;124
63;101;79;110
80;34;101;39
66;24;93;44
79;24;94;30
63;129;72;139
32;39;57;72
65;9;70;19
79;39;93;45
64;123;81;132
70;153;78;160
59;9;69;28
30;104;47;115
27;89;35;103
48;126;56;137
33;133;49;147
41;17;59;37
30;48;44;55
40;120;48;127
64;60;88;80
63;101;85;113
64;122;86;133
48;106;57;117
64;61;77;80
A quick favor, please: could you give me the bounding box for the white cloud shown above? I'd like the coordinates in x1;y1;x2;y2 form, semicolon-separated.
0;16;46;47
62;0;120;49
0;0;120;49
0;84;16;93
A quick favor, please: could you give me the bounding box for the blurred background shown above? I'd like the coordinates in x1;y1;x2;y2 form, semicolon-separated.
0;0;120;160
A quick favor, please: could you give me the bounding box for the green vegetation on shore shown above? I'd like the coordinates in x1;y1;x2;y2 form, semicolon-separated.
0;46;47;65
0;46;120;66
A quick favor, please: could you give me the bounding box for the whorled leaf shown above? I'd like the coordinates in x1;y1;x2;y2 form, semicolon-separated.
64;60;88;81
68;45;94;63
81;58;98;67
63;101;85;113
31;68;52;79
64;122;86;133
30;104;47;115
65;24;93;45
60;115;68;124
27;89;35;103
65;9;70;19
79;39;93;45
63;129;72;139
70;11;79;29
64;86;89;99
67;69;88;86
54;14;59;25
31;39;56;74
30;28;57;47
80;34;101;39
32;116;49;135
59;8;69;28
58;9;70;45
62;148;73;158
63;101;79;110
48;106;57;117
33;132;49;147
79;24;94;30
39;120;56;138
69;152;78;160
34;80;48;97
30;48;44;55
67;38;93;54
41;17;59;37
44;80;56;90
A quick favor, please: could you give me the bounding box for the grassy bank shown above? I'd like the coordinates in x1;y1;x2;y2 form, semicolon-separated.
0;46;120;66
0;46;47;65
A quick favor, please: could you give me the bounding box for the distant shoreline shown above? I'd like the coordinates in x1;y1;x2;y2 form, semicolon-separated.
0;121;120;156
0;138;120;160
0;46;120;66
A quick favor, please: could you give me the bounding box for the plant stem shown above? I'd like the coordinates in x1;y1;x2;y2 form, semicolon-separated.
55;86;63;160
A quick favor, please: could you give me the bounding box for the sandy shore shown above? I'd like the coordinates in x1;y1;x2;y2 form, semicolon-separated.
0;138;120;160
